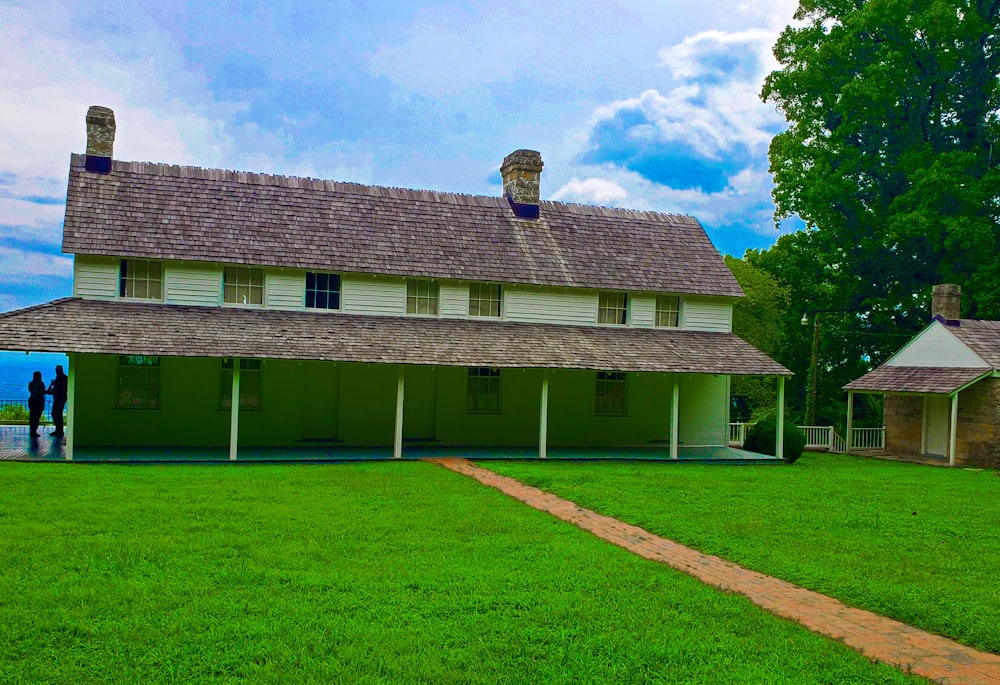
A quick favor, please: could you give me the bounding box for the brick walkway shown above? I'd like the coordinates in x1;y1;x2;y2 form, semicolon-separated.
426;457;1000;685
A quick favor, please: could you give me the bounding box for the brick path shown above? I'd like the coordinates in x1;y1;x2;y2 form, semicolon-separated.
425;457;1000;685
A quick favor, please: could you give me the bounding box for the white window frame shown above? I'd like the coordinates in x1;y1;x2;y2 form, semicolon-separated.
119;259;163;301
598;291;628;325
223;266;264;306
406;278;440;316
655;295;680;328
305;272;341;310
469;282;502;318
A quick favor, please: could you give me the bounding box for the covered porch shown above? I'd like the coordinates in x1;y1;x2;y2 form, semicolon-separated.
0;298;792;463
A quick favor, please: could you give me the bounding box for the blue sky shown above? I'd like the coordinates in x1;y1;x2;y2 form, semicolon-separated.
0;0;802;314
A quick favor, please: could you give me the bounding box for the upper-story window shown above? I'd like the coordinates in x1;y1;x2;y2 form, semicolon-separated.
119;259;163;300
306;272;341;310
224;266;263;306
469;282;501;318
656;295;680;327
598;291;628;325
406;278;439;315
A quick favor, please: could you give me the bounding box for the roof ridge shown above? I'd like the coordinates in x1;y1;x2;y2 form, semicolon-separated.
69;152;697;222
0;297;74;319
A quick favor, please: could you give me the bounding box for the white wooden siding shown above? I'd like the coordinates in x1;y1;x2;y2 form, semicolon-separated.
440;281;468;318
73;256;119;299
266;270;305;310
630;294;656;327
504;286;597;325
888;322;988;368
679;374;728;445
681;297;733;332
165;263;222;306
342;275;406;316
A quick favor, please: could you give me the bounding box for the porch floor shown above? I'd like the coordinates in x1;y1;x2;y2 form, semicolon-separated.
0;426;780;464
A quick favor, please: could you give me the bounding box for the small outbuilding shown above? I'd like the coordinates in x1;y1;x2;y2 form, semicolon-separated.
844;285;1000;467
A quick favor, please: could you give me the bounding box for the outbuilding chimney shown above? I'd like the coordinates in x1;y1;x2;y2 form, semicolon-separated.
500;149;543;219
931;283;962;324
85;105;116;174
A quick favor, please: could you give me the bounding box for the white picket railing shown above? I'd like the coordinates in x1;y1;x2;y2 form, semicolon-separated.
728;423;884;453
851;427;885;451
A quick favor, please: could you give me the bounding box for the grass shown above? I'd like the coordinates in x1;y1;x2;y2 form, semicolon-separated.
0;461;920;684
485;452;1000;655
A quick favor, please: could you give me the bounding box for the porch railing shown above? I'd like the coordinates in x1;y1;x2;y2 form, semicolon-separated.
729;422;884;453
850;427;885;451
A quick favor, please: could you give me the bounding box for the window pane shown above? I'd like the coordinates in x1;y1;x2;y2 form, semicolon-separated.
306;272;315;290
316;291;327;309
317;272;328;290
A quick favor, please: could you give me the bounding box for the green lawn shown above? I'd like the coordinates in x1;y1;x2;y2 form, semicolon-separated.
486;452;1000;655
0;462;919;684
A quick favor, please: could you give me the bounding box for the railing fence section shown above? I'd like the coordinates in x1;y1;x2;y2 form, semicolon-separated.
729;422;884;453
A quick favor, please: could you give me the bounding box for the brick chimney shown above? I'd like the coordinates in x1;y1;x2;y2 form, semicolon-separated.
931;283;961;324
85;106;116;174
500;149;543;219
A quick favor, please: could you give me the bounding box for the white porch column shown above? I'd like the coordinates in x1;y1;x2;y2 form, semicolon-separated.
393;365;404;459
229;358;241;461
538;371;549;459
65;353;75;461
670;375;680;460
776;376;785;460
949;391;959;466
846;390;854;453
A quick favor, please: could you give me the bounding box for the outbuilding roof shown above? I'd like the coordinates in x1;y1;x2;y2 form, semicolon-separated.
843;366;992;394
0;298;790;376
62;154;743;297
949;319;1000;368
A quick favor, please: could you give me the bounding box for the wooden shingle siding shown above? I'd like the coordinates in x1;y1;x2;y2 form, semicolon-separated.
74;255;118;299
630;294;656;327
681;297;733;332
342;275;405;316
440;281;468;318
165;264;222;306
504;287;597;326
266;270;305;311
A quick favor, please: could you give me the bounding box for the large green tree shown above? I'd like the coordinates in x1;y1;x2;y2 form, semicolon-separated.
762;0;1000;325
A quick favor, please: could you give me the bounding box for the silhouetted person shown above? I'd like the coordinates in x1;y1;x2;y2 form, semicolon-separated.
28;371;45;437
47;365;67;437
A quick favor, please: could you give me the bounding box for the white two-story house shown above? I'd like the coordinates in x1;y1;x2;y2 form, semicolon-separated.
0;106;790;461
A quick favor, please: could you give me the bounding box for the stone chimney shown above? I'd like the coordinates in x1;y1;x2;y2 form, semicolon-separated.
931;283;961;324
85;106;116;174
500;149;543;219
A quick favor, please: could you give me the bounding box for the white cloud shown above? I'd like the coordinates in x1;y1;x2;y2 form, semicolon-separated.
551;177;628;205
0;246;72;284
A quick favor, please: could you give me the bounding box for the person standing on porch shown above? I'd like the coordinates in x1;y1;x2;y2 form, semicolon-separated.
28;371;46;437
46;365;67;438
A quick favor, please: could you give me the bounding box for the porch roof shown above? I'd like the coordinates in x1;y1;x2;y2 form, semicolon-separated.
0;298;791;376
843;365;992;394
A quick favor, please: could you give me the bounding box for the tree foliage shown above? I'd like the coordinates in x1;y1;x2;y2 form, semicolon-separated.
762;0;1000;322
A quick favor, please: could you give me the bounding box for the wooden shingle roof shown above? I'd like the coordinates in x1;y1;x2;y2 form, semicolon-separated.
0;299;790;376
62;154;743;297
949;320;1000;368
843;366;992;394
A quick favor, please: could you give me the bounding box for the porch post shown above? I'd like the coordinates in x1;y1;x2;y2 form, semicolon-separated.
948;391;958;466
846;390;854;453
538;370;549;459
65;352;76;461
670;375;680;459
393;365;404;459
229;358;241;461
776;376;785;460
